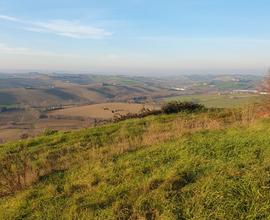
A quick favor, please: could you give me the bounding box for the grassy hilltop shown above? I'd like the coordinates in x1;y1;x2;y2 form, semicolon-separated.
1;105;270;219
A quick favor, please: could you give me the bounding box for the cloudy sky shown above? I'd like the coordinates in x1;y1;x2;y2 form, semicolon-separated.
0;0;270;75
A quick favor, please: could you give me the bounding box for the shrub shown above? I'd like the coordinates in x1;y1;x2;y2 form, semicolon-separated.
20;133;29;139
43;128;58;136
39;114;48;119
162;101;205;114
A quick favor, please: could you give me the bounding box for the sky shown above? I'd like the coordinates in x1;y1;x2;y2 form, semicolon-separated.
0;0;270;75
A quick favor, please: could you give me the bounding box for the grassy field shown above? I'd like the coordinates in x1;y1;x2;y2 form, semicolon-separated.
166;93;262;108
0;92;17;105
0;102;155;143
0;118;92;144
1;105;269;219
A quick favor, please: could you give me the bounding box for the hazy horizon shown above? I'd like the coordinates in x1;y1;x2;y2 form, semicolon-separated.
0;67;266;77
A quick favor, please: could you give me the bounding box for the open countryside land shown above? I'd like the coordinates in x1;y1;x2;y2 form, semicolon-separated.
49;103;155;119
2;99;270;219
2;1;270;219
0;73;265;143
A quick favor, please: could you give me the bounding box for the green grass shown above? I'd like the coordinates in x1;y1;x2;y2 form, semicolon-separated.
0;104;18;108
166;93;262;108
0;92;17;105
212;81;253;90
0;108;270;219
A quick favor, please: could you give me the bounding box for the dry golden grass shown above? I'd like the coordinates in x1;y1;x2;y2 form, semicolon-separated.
0;128;23;143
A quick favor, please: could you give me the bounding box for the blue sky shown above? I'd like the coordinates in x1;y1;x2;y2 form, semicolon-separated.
0;0;269;74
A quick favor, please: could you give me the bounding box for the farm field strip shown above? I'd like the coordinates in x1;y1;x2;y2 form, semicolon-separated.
49;102;154;119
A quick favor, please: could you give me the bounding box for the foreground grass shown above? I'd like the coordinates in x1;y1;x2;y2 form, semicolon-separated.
0;109;269;219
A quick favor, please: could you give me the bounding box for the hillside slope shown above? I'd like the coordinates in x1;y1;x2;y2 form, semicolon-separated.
0;110;269;219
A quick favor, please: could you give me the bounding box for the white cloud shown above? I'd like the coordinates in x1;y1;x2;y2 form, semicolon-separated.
25;20;111;39
0;14;112;39
0;15;18;21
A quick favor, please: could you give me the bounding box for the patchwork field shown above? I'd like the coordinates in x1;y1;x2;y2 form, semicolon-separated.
49;102;154;119
0;103;155;143
0;73;265;144
0;118;91;144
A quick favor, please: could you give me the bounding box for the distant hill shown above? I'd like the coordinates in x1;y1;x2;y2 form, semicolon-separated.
0;72;264;143
0;73;263;107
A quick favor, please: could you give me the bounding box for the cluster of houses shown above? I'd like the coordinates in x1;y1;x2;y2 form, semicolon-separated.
231;89;269;95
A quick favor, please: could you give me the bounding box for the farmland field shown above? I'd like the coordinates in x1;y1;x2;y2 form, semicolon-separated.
0;92;17;105
166;93;263;108
49;102;154;119
0;128;24;143
0;102;155;143
0;118;91;143
0;73;264;144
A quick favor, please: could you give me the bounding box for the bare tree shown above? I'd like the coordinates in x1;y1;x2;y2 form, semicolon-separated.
259;69;270;115
262;68;270;94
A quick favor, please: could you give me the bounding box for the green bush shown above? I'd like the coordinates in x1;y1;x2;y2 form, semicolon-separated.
162;101;205;114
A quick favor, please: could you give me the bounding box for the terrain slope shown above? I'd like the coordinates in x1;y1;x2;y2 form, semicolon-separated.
0;108;269;219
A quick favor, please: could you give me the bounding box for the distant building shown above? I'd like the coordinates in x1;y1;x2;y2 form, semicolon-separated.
171;87;185;91
232;89;258;94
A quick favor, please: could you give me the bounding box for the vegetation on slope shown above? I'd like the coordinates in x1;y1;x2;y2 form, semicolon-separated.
0;106;268;219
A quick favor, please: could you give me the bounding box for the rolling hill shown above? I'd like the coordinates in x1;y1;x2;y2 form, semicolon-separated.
0;72;263;143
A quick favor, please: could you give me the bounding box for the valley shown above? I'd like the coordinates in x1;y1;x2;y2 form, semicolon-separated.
0;72;265;143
